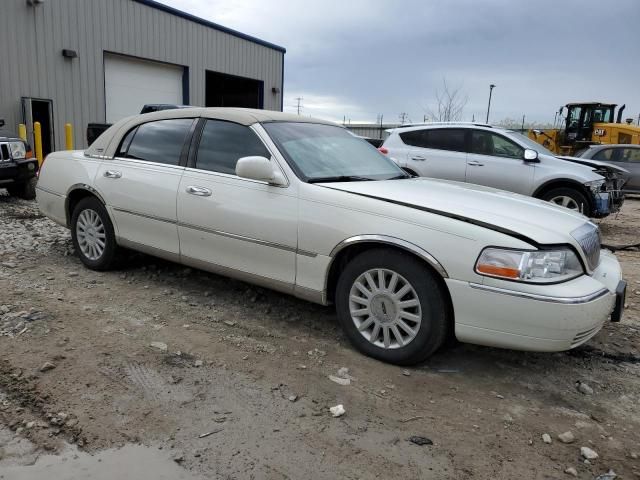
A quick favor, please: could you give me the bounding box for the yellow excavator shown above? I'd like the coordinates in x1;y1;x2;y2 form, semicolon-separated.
528;102;640;156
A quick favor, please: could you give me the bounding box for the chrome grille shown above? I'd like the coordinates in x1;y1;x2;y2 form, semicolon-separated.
571;223;601;270
0;143;9;161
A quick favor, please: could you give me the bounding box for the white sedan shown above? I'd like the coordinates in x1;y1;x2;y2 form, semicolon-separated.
36;108;626;365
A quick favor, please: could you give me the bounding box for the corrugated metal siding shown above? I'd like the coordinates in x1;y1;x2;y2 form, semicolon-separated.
0;0;284;149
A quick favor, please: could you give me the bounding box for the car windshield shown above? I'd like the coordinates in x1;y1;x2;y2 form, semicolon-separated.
509;131;557;157
263;122;407;182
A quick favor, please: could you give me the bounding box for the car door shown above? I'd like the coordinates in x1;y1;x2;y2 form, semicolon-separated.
400;128;467;181
465;130;535;195
94;118;195;258
177;119;297;287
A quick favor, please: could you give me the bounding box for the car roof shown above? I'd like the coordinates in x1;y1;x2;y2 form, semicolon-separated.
86;107;339;157
135;107;338;127
588;144;640;149
389;123;504;134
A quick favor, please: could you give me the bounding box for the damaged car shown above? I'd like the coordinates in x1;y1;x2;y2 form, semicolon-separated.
381;123;626;217
36;109;626;365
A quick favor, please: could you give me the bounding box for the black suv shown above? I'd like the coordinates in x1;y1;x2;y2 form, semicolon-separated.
0;119;38;199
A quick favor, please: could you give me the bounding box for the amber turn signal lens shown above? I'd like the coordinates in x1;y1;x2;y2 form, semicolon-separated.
476;263;520;279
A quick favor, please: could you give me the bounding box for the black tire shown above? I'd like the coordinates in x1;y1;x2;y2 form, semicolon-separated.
335;248;449;365
70;197;119;270
7;177;37;200
540;187;591;216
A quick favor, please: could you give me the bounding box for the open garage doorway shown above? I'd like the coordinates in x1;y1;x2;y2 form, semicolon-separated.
205;71;263;109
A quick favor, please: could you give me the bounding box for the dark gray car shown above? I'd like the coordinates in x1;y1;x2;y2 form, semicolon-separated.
577;144;640;194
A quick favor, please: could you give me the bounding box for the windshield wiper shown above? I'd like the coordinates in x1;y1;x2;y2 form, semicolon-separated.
387;174;411;180
308;175;375;183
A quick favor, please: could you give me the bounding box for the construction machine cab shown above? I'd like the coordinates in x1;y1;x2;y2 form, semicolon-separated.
563;102;616;146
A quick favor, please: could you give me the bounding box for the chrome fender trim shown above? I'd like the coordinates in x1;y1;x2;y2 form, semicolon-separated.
328;234;449;279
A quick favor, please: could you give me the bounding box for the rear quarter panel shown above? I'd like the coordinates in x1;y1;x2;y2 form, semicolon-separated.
36;151;102;226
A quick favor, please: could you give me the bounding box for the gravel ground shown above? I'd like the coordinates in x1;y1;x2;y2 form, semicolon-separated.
0;193;639;479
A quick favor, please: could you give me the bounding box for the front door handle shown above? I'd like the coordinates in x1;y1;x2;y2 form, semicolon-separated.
103;170;122;178
186;185;212;197
411;155;426;161
467;161;484;166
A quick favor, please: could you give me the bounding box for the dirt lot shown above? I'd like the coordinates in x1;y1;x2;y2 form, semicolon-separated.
0;194;639;479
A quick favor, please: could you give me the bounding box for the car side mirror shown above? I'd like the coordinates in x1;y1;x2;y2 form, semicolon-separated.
236;156;286;185
523;149;539;162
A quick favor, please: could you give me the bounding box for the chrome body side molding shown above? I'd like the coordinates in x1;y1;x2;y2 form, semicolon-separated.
469;283;610;304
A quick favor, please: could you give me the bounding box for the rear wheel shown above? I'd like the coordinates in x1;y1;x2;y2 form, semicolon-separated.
7;177;37;200
335;248;449;365
540;187;591;216
71;197;119;270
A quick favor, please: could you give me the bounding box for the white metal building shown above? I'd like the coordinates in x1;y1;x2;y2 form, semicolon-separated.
0;0;285;152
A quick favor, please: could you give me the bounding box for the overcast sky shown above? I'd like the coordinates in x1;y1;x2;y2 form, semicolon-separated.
161;0;640;126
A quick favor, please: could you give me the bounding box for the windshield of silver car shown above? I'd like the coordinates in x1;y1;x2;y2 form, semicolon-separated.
263;122;407;182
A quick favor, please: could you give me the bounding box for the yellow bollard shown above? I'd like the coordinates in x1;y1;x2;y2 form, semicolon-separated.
18;124;27;142
34;122;43;166
65;123;73;150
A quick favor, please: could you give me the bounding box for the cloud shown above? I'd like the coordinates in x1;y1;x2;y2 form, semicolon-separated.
159;0;640;125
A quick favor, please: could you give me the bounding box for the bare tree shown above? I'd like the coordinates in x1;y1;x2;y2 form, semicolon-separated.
425;79;468;122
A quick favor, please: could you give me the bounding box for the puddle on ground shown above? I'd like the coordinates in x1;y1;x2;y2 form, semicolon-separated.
0;444;201;480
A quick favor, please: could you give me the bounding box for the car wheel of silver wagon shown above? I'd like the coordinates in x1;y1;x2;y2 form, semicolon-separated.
541;187;591;216
335;248;450;365
71;197;119;271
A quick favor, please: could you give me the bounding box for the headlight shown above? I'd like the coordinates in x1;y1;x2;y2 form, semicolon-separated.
475;248;583;283
9;141;26;160
584;179;605;193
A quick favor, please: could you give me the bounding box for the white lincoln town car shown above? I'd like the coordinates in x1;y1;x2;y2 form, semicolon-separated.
36;108;626;365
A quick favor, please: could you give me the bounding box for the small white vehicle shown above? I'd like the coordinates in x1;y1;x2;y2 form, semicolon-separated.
36;108;626;365
381;123;627;218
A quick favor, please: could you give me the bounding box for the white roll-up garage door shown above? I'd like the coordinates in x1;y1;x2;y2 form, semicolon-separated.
104;54;184;123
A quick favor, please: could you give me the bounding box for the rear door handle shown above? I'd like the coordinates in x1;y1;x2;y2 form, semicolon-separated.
410;155;426;161
467;161;484;166
186;185;212;197
103;170;122;178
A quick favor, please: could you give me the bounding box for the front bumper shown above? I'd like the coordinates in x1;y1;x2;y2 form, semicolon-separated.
591;185;625;217
0;159;39;185
447;250;623;352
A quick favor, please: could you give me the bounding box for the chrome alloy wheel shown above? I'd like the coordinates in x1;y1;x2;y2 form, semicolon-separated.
76;209;106;260
549;195;580;211
349;268;422;349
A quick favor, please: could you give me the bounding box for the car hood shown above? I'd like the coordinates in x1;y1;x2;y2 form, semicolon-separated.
323;177;589;245
557;155;629;175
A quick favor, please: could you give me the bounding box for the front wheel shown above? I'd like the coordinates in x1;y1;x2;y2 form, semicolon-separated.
7;177;37;200
71;197;119;270
540;187;591;216
335;248;449;365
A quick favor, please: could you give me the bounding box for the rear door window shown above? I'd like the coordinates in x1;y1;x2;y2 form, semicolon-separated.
620;148;640;163
425;129;466;152
119;118;194;165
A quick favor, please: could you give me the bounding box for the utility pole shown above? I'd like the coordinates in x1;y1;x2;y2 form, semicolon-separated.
472;113;475;122
377;114;384;139
485;84;496;124
521;114;525;131
295;97;303;115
